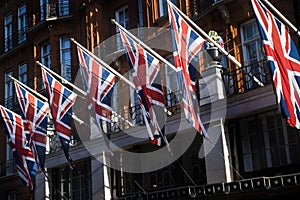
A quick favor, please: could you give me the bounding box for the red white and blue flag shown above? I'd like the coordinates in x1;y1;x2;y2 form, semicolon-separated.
119;28;168;146
14;82;49;170
77;46;116;133
167;1;207;136
0;105;36;191
41;68;77;164
252;0;300;128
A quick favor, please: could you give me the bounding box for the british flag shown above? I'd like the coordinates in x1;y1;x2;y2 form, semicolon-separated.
77;46;116;133
167;1;207;136
252;0;300;128
0;105;36;191
14;82;49;170
119;28;168;146
41;67;77;164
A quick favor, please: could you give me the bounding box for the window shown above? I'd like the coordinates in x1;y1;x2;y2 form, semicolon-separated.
4;13;13;52
129;74;143;125
8;191;16;200
5;71;13;109
18;63;27;84
165;57;179;107
115;6;129;49
6;135;14;175
241;20;267;89
58;0;69;16
40;0;49;20
60;37;71;81
241;20;265;65
51;160;91;200
18;4;27;43
159;0;176;17
41;43;51;68
115;6;129;31
159;0;168;17
5;71;14;175
111;84;119;132
41;43;50;89
232;110;300;173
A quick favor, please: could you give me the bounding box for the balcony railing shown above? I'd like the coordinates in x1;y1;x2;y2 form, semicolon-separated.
110;91;182;137
188;0;224;18
222;59;270;96
1;28;28;54
27;1;71;30
2;61;270;154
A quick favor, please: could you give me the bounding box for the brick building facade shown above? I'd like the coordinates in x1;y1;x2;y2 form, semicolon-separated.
0;0;300;199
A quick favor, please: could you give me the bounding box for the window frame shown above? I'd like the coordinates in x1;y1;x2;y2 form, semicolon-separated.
5;71;14;109
51;160;91;199
232;110;300;173
40;0;49;20
129;73;143;125
158;0;168;17
60;36;71;81
164;56;179;107
18;63;27;84
18;4;27;44
115;5;129;50
115;5;129;32
240;19;267;90
4;13;13;52
41;42;51;68
58;0;69;17
241;19;265;65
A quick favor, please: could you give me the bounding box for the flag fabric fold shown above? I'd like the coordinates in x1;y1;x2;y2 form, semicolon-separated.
119;28;168;147
167;0;206;136
14;82;49;170
251;0;300;128
0;105;37;191
77;46;116;134
41;67;77;165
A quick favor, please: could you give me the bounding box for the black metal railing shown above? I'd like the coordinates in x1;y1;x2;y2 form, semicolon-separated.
1;28;28;54
222;59;270;96
109;90;182;136
27;1;71;30
1;80;34;112
188;0;224;18
1;61;271;154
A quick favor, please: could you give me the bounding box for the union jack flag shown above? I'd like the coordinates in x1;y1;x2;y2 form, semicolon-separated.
77;46;116;133
119;28;168;146
41;68;77;164
0;105;36;191
252;0;300;128
14;82;49;170
167;1;207;136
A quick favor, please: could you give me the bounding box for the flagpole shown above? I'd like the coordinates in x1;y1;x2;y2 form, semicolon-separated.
168;1;240;66
10;75;86;126
37;57;134;126
9;75;48;102
167;0;264;87
70;38;135;88
112;19;177;72
36;61;87;97
260;0;300;37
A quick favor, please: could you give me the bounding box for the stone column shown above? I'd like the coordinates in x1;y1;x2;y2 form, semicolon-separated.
198;62;232;184
91;153;111;200
203;119;232;184
34;170;46;199
199;62;225;106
